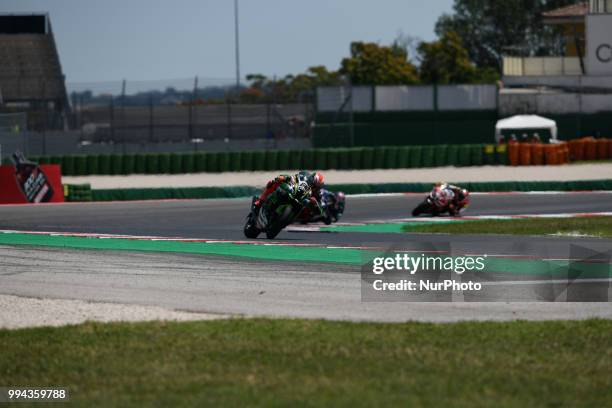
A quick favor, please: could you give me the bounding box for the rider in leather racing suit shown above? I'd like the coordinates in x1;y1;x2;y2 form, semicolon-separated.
436;182;469;216
255;171;325;214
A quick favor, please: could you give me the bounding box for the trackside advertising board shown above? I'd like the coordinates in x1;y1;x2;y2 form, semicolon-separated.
0;164;63;204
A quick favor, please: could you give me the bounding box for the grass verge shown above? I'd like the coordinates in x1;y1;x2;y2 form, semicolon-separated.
405;216;612;238
1;319;611;407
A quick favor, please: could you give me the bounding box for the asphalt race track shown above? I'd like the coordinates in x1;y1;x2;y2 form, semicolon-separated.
1;193;612;322
1;192;611;242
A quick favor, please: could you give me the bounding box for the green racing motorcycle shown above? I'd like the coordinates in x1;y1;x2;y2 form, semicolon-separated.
244;176;314;240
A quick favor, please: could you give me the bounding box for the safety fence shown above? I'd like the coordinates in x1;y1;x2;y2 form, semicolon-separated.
28;144;508;176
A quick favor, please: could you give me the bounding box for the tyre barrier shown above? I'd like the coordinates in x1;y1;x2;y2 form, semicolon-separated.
29;138;610;177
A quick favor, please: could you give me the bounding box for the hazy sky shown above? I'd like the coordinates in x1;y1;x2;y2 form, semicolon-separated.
2;0;454;86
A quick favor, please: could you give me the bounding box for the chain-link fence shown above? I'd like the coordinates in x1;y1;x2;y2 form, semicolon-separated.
66;77;314;145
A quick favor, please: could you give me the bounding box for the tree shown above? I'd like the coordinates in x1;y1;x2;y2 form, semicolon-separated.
418;31;476;84
417;31;499;84
339;42;419;85
435;0;578;70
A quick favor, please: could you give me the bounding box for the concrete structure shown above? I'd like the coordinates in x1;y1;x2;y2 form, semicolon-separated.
503;1;612;90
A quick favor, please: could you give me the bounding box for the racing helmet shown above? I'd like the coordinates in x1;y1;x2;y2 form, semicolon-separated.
310;172;324;188
296;171;311;196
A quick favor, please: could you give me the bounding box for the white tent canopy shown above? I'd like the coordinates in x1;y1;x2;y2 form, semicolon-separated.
495;115;558;142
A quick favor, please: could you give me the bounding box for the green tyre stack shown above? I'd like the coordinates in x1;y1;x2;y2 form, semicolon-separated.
218;152;230;172
421;146;435;168
230;151;242;172
288;150;302;170
194;153;207;172
253;151;266;171
314;149;328;170
361;147;374;169
98;154;112;175
433;145;448;167
182;153;195;173
74;155;88;175
264;150;278;171
277;150;290;170
470;144;484;166
301;149;315;170
61;155;75;176
135;154;147;174
169;153;183;174
457;145;472;167
397;146;411;168
146;154;159;174
158;153;171;174
409;146;422;168
446;145;459;167
122;154;135;175
241;151;254;171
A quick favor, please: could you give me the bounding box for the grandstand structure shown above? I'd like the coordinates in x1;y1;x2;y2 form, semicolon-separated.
0;14;69;130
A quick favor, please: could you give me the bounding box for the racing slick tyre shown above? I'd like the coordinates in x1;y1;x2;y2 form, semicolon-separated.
243;218;260;239
266;207;292;239
412;201;430;217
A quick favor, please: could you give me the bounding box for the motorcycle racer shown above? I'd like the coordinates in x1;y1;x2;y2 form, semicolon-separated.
255;171;325;214
435;182;470;216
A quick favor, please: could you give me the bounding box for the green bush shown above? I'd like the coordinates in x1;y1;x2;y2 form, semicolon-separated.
362;148;374;169
410;146;422;168
182;153;195;173
61;155;75;176
241;151;254;171
98;155;112;175
277;150;290;170
122;154;135;175
134;154;147;174
264;150;278;171
146;154;159;174
194;153;206;172
110;154;123;175
230;151;242;172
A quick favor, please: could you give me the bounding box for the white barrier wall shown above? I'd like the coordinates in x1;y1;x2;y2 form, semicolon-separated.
500;91;612;115
316;86;372;112
375;86;434;111
437;84;497;110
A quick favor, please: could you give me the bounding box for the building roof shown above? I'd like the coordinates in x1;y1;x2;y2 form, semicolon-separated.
542;2;588;23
